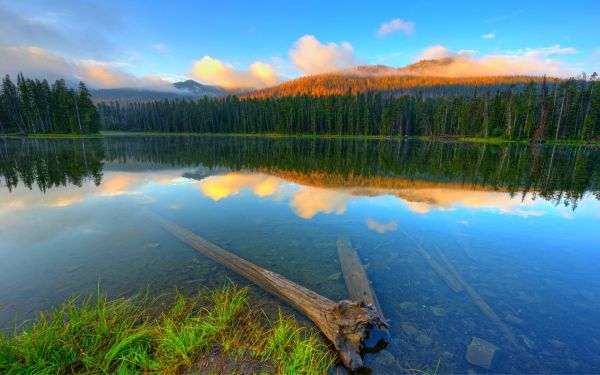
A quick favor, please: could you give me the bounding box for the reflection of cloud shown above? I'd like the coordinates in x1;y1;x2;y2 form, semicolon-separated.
0;170;185;212
396;188;546;217
289;187;351;219
198;173;281;201
366;219;397;233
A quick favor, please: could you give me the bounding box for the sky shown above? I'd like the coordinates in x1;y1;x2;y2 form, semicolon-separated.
1;0;599;89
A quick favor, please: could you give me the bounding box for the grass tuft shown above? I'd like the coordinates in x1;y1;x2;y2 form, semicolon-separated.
0;284;333;374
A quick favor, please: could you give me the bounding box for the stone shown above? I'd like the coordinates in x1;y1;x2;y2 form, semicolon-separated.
143;242;161;249
371;350;397;371
430;306;446;317
401;323;418;336
416;333;433;347
399;301;418;311
466;337;499;369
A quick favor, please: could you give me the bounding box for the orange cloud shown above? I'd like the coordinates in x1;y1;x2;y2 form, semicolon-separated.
190;56;280;89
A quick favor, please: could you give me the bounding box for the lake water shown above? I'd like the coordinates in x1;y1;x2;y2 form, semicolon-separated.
1;136;599;373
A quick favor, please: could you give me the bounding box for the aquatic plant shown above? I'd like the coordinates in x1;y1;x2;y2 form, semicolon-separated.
0;284;333;374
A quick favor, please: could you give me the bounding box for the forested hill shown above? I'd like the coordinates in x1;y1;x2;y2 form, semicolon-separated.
244;60;549;99
98;76;600;142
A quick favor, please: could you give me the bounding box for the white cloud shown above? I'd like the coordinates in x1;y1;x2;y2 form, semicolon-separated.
509;44;578;58
416;45;474;60
481;32;496;39
377;18;415;37
289;35;357;75
190;56;280;89
151;43;168;52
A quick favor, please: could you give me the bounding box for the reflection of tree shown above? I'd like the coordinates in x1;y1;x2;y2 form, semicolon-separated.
0;138;104;192
1;136;598;209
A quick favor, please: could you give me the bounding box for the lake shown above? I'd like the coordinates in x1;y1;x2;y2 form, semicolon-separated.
1;136;599;373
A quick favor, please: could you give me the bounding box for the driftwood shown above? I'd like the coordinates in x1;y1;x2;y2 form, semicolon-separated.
148;212;388;370
336;237;386;323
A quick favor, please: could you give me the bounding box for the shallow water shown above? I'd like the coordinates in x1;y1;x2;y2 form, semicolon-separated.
1;136;599;373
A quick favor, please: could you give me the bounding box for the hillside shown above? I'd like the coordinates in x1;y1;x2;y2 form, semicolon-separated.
244;59;548;99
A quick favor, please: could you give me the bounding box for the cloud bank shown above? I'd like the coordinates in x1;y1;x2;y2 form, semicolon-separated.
413;44;579;77
377;18;415;37
0;46;174;89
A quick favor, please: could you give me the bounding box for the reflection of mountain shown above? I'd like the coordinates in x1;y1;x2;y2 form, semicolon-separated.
2;136;598;210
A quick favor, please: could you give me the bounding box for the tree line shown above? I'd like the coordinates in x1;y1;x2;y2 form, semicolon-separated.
98;76;599;141
0;74;101;135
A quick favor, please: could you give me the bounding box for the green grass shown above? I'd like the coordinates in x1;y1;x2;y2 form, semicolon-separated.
1;133;104;139
0;284;333;374
101;130;404;141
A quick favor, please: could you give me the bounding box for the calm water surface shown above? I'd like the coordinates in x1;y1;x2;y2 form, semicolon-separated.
1;136;599;373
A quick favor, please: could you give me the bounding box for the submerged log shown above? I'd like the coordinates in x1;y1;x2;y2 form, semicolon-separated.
148;212;388;370
398;228;463;293
336;237;386;323
437;252;522;350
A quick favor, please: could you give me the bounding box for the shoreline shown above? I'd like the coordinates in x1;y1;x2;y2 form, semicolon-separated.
1;131;598;146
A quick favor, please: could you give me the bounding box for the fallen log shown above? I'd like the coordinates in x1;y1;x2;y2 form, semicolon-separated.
336;236;386;323
148;212;388;370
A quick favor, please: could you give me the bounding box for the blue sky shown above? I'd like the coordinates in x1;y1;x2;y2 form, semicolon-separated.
1;0;599;88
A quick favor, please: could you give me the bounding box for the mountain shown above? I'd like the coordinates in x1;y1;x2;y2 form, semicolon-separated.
173;80;229;96
244;59;545;99
92;80;230;102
